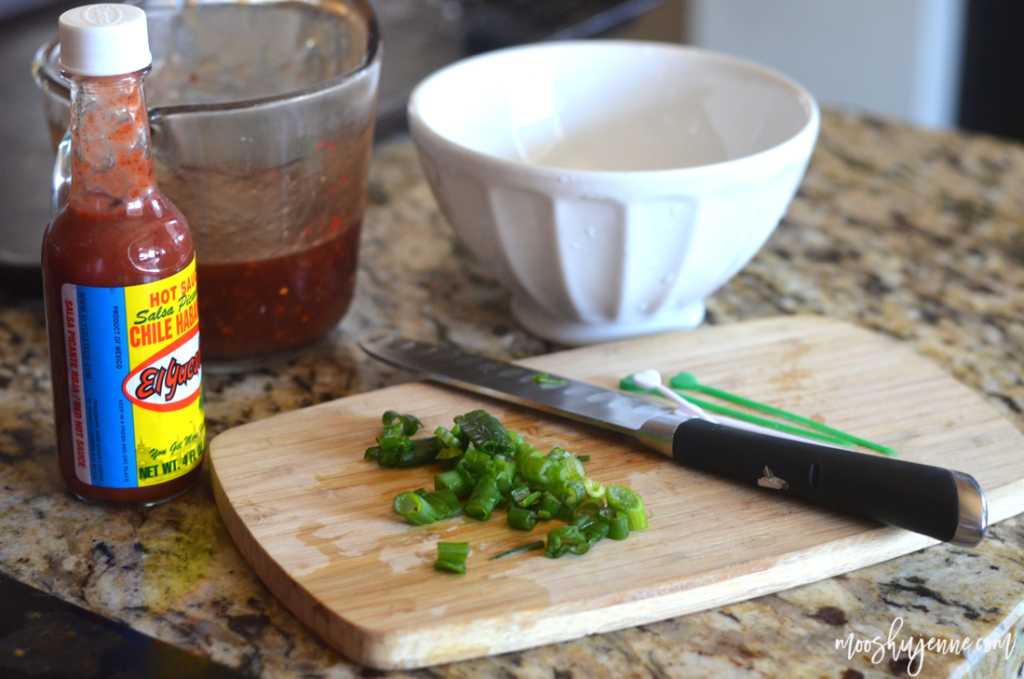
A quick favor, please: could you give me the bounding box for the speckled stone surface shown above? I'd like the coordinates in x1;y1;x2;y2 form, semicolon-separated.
2;109;1024;678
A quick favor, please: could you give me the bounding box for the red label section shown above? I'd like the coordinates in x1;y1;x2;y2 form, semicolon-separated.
122;325;202;412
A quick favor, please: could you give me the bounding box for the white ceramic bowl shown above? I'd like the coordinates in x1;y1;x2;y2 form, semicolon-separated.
409;40;820;344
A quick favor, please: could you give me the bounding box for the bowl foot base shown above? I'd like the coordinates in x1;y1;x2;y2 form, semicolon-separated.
511;297;706;345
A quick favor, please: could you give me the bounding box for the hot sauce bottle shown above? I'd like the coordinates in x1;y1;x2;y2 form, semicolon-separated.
42;4;205;504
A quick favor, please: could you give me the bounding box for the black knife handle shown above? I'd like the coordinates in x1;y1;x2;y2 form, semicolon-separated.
672;419;987;545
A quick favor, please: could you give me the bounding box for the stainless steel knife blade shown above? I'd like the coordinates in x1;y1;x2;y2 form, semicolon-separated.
361;335;681;438
359;335;988;546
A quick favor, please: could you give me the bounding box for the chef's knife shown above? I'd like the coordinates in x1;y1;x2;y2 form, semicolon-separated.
360;336;988;547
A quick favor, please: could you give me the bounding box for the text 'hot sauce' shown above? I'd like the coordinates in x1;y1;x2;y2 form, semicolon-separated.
42;4;204;504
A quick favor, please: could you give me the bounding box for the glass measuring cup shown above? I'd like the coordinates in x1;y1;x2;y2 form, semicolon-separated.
34;0;381;368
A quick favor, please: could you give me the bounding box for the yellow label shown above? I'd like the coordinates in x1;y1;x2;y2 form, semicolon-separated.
120;261;204;486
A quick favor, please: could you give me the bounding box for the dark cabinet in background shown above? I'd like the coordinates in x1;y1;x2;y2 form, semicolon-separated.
959;0;1024;142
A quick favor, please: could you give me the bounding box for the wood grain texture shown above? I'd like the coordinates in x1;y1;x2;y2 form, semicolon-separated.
209;315;1024;670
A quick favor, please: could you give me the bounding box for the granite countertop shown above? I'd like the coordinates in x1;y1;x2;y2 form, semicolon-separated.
2;109;1024;678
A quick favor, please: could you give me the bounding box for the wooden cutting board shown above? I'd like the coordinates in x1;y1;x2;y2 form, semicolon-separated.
209;315;1024;670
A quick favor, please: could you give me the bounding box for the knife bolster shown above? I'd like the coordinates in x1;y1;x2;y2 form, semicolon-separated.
636;413;690;456
951;471;987;547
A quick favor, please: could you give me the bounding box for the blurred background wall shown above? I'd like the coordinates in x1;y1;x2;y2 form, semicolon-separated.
685;0;966;129
608;0;1024;139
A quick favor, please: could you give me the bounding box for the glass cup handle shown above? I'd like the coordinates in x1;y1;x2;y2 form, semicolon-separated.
52;128;71;214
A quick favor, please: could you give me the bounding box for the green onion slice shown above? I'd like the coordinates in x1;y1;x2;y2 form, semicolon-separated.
454;410;518;456
490;541;545;561
393;491;438;526
606;485;648;531
436;446;464;461
434;541;469;574
520;455;551;485
510;485;533;505
507;505;538;531
434;426;462;449
423;490;463;519
563;455;586;482
605;511;630;540
465;477;502;521
545;525;588;558
583;478;606;498
575;496;605;516
383;411;423;436
536;492;561;520
434;469;472;499
533;373;567;388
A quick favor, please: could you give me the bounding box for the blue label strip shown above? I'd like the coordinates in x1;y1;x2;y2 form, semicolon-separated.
77;286;136;488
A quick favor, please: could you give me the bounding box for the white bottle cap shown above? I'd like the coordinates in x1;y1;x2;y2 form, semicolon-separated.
59;4;152;77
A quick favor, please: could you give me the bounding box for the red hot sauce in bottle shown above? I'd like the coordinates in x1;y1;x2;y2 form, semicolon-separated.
42;4;205;504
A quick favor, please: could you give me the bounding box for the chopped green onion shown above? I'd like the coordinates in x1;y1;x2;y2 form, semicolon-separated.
572;513;610;545
423;490;463;519
383;411;423;436
555;480;586;506
555;502;576;523
437;541;469;558
521;491;542;507
605;511;630;540
510;485;533;506
408;438;443;466
434;541;469;574
545;525;588;558
374;408;648;570
436;446;464;460
473;444;495;462
494;456;517;493
512;489;544;510
433;426;461;449
546;461;568;487
490;541;545;561
533;373;567;388
393;491;438;526
450;423;469;447
520;455;552;485
437;458;459;472
562;455;586;482
434;469;472;499
515;445;544;468
454;410;517;456
455;446;496;483
575;496;605;516
465;478;502;520
380;422;405;440
583;478;606;498
507;505;538;530
454;457;476;484
607;485;648;531
546;447;570;460
374;435;408;466
378;437;440;468
536;492;561;520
